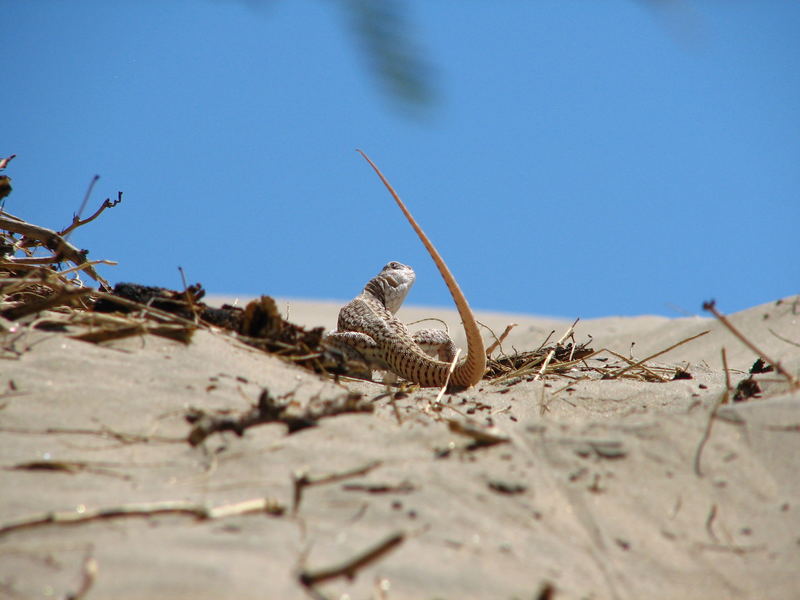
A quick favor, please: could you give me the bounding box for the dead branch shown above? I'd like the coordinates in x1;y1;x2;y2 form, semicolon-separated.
0;425;184;445
606;330;709;379
769;328;800;349
447;418;510;448
59;192;122;238
535;582;556;600
692;542;767;555
186;388;371;446
703;300;799;388
1;286;92;321
5;256;67;266
433;347;461;403
341;480;415;494
694;349;731;477
67;174;101;241
292;460;382;514
64;546;98;600
0;212;110;288
0;154;15;170
177;265;201;324
7;459;130;480
484;322;518;357
705;504;719;543
0;175;10;203
535;318;579;381
0;497;285;538
70;317;194;345
298;531;405;588
598;347;669;382
91;289;201;328
488;342;595;384
406;316;449;332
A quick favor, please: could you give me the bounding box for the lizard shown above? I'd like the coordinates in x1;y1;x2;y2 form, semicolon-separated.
325;150;486;390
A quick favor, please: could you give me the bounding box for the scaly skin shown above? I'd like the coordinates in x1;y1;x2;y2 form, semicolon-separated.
327;151;485;389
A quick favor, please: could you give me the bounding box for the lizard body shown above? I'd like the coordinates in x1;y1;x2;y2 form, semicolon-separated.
325;151;485;390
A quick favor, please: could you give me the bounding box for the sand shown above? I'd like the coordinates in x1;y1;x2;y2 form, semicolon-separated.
1;295;799;599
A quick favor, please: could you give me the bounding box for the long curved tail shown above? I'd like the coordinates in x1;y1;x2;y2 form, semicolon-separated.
357;150;485;388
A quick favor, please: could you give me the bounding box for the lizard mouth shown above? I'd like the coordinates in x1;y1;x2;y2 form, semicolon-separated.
384;274;401;288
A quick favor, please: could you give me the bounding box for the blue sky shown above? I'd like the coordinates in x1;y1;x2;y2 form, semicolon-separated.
5;1;799;318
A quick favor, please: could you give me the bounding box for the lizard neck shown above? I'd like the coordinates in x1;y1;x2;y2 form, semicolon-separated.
363;278;389;308
363;262;415;315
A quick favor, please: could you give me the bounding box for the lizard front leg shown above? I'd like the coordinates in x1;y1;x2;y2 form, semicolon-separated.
325;330;390;378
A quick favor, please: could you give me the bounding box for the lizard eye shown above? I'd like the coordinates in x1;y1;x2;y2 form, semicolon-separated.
386;261;400;270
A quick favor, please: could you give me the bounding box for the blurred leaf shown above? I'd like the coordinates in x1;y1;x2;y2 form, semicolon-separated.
343;0;434;108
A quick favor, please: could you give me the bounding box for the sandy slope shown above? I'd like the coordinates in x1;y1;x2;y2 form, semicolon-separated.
0;296;798;599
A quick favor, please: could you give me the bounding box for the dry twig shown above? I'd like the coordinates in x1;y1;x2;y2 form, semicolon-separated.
59;192;122;239
694;348;731;477
0;211;110;288
298;531;405;588
187;388;371;446
0;424;183;445
64;546;98;600
605;330;709;380
483;322;518;356
487;343;594;384
292;460;382;514
597;347;670;382
433;348;461;404
1;285;92;321
0;154;15;171
535;319;579;381
0;497;285;538
447;418;510;447
769;328;800;349
703;300;798;388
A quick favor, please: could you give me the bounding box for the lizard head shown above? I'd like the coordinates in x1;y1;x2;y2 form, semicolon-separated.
365;261;415;315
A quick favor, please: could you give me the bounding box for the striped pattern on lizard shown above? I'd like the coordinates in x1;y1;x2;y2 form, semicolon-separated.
325;151;486;390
